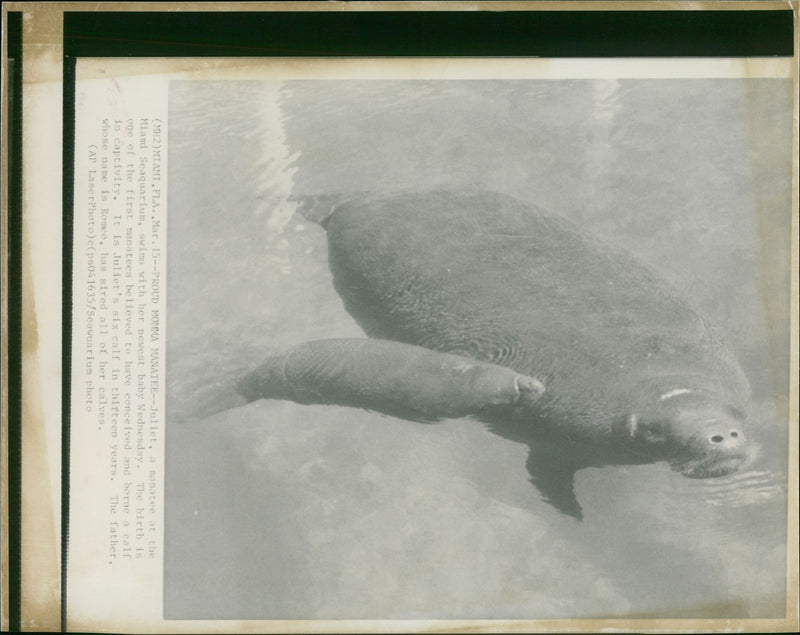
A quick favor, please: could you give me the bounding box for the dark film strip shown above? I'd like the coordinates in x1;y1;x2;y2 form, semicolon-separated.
7;10;23;634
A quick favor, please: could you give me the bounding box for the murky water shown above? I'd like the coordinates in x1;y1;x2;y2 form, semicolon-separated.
164;79;791;619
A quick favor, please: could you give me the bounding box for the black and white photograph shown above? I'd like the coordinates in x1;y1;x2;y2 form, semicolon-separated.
163;76;792;620
4;4;798;633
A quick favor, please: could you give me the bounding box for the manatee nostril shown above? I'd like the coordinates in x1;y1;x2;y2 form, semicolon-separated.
730;431;738;438
711;435;724;443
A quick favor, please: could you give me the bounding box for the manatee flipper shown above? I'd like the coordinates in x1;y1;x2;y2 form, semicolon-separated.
525;445;583;520
237;338;544;422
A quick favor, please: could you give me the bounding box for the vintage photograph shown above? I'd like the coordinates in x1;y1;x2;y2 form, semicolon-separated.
163;78;792;620
3;3;797;632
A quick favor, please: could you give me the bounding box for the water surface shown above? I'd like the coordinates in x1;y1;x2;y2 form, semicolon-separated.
164;79;791;619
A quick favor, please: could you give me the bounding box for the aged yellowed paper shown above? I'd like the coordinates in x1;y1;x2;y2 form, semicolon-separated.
4;3;798;633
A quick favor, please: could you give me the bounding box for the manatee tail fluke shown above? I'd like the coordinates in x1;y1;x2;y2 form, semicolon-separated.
290;195;340;228
290;191;373;228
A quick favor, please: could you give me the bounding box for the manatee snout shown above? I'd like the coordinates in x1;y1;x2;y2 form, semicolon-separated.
628;401;752;479
671;413;751;479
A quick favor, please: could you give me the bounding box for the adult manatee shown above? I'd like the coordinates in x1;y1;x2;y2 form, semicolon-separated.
206;190;755;519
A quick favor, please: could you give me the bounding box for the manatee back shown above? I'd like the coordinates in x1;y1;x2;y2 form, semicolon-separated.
322;190;749;427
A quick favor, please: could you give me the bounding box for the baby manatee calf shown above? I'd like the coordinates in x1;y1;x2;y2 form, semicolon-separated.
236;338;544;422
